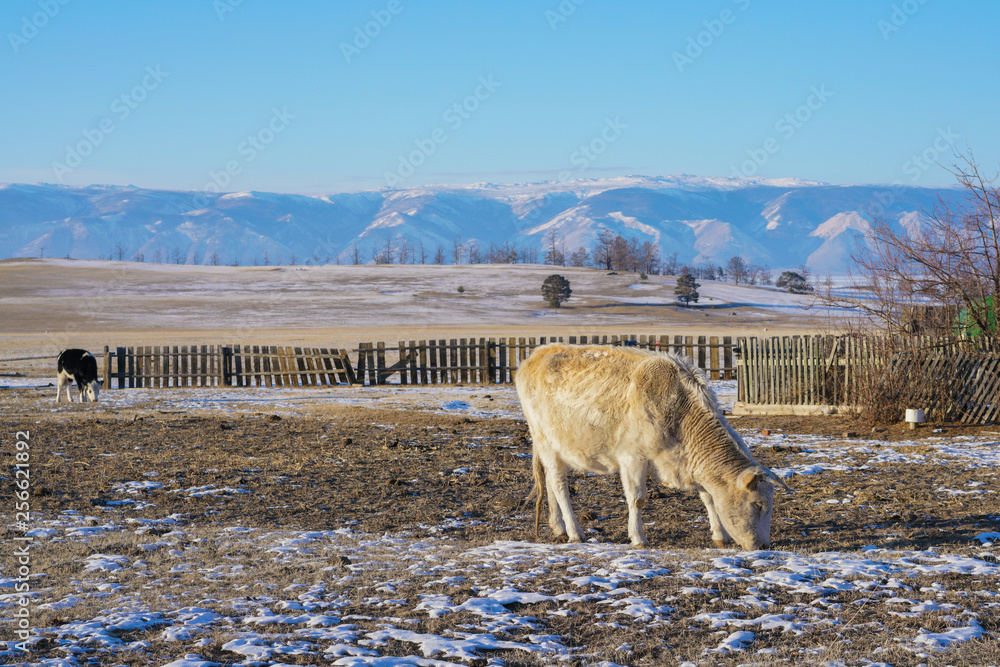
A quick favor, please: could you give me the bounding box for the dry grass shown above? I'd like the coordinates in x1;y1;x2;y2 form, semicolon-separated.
4;407;1000;665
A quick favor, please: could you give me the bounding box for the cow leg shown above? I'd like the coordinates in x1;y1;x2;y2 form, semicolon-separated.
56;375;70;403
698;490;733;547
543;455;583;542
619;459;649;547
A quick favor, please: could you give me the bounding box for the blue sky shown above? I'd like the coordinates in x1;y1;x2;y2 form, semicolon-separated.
1;0;997;193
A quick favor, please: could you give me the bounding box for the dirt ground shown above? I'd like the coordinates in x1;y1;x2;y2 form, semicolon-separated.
8;406;998;556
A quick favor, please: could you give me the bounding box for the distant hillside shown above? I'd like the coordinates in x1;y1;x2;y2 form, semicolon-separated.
0;176;961;273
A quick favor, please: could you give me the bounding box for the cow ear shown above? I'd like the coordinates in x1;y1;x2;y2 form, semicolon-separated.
738;468;761;492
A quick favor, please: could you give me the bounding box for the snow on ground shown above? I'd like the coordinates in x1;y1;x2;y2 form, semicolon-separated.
3;380;1000;665
5;378;738;419
3;501;1000;664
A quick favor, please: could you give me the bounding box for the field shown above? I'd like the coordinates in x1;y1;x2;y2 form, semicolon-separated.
0;258;833;362
2;260;1000;666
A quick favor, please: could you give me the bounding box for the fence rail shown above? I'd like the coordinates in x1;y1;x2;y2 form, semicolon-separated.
103;334;738;389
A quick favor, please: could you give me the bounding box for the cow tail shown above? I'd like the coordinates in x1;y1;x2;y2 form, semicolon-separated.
531;453;544;540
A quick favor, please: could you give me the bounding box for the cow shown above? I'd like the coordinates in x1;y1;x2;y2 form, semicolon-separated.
56;349;101;403
515;344;789;550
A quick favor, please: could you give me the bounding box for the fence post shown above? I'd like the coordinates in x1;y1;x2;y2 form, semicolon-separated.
487;338;496;384
115;347;126;389
460;338;469;384
735;338;745;403
376;342;386;385
220;346;230;387
102;346;111;389
477;338;487;384
427;340;438;385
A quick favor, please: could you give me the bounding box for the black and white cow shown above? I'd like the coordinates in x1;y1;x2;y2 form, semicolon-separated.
56;349;101;403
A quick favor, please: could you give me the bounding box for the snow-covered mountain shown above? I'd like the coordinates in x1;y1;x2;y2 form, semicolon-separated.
0;175;961;272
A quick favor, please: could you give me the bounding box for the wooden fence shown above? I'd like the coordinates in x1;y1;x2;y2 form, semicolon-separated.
736;335;1000;424
103;334;738;389
357;334;737;386
103;345;355;389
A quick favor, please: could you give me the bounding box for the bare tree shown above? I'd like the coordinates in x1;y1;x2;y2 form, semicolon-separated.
820;152;999;347
453;235;463;265
612;235;630;272
662;251;679;276
434;244;445;265
486;242;518;264
569;247;590;267
486;242;503;263
351;245;361;265
726;256;749;285
594;229;616;270
543;228;564;266
640;241;661;275
626;237;641;272
380;235;395;264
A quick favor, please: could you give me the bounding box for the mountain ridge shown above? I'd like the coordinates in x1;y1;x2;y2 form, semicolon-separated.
0;176;961;273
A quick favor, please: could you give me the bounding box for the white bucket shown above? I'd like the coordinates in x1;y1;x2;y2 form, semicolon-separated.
905;408;925;424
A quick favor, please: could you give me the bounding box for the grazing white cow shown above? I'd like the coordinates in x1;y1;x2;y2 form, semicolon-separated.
56;349;101;403
516;344;789;550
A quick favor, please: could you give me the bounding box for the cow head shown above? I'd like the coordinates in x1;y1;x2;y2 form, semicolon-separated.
82;380;101;403
718;466;789;551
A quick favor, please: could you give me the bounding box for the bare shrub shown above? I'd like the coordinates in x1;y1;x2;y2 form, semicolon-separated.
818;151;999;350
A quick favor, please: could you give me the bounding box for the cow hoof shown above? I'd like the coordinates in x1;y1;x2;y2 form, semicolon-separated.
713;539;731;548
